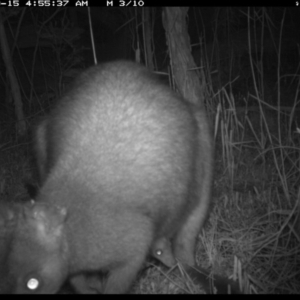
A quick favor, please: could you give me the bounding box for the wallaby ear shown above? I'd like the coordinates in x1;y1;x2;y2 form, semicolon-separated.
26;204;67;249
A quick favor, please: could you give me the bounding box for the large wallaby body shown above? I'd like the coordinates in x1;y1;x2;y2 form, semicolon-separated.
0;61;213;294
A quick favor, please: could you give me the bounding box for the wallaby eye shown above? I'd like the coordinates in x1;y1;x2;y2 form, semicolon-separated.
156;249;163;256
27;277;40;291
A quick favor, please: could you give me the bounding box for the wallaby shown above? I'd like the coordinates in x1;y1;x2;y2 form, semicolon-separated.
0;60;213;294
152;237;241;294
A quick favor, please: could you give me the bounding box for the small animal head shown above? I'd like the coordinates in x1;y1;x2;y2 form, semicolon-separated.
0;202;68;294
151;237;177;267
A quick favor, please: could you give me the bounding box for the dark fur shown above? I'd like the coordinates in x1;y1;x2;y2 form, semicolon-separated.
0;61;213;294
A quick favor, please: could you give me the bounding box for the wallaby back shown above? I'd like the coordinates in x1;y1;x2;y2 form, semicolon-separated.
0;61;213;294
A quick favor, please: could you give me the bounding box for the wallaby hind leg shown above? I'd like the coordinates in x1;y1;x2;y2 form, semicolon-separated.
103;252;148;294
103;214;153;294
69;256;147;294
69;253;148;294
70;274;105;294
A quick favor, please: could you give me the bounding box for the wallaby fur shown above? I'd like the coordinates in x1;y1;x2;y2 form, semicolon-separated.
0;61;213;294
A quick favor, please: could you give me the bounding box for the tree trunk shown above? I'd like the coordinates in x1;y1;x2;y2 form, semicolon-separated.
0;9;26;136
